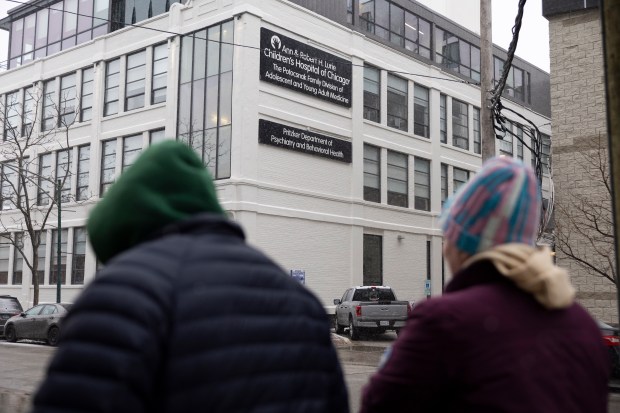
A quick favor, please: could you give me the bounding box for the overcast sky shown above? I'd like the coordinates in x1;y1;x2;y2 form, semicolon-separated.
0;0;550;72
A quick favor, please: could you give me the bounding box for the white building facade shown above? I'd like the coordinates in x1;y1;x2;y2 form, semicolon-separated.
0;0;552;310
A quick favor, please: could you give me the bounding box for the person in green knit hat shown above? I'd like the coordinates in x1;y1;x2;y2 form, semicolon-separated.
32;140;349;413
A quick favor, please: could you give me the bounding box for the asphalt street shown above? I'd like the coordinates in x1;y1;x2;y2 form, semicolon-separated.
1;334;620;413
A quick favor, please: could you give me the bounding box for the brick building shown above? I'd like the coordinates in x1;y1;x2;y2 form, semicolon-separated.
543;0;616;322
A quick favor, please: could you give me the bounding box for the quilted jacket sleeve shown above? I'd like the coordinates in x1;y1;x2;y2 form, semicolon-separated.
359;299;457;413
31;246;175;413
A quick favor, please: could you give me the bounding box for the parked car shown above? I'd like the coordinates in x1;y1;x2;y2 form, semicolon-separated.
333;286;410;340
0;295;23;336
598;320;620;379
4;303;72;346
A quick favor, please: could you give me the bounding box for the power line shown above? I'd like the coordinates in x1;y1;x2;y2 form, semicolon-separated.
1;0;477;86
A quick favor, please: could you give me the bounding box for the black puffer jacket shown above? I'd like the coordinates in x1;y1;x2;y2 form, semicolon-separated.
32;215;349;413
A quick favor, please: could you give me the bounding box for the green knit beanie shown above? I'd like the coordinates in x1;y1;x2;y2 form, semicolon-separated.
87;140;225;264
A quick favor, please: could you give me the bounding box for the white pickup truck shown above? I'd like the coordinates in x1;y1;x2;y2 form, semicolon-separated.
333;286;410;340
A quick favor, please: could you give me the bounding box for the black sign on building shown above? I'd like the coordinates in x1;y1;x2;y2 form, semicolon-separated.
259;28;352;107
259;119;352;163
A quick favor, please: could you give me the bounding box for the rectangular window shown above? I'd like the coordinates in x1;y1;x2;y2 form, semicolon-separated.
36;231;46;285
152;43;168;104
4;91;20;141
364;144;381;203
76;145;90;200
56;149;72;203
22;87;34;136
0;236;9;284
387;74;408;131
100;140;116;196
38;153;53;206
363;65;380;123
389;3;405;47
80;67;94;122
452;99;469;150
363;234;382;286
1;161;18;210
541;133;551;174
126;50;146;111
413;84;429;138
387;150;408;207
440;94;447;144
12;233;23;285
453;167;469;193
104;58;120;116
59;73;77;126
473;107;481;154
122;134;142;171
149;129;166;144
42;79;56;131
516;125;524;160
441;163;448;207
414;157;430;211
499;121;513;157
50;228;68;285
177;21;234;180
347;0;353;23
435;27;480;82
72;227;86;284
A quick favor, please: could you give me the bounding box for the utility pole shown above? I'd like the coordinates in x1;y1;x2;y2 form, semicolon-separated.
600;0;620;323
480;0;495;161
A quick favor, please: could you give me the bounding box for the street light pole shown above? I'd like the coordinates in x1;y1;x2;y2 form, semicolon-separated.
56;179;61;304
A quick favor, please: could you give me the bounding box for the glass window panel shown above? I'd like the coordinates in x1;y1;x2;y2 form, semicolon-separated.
177;83;192;135
150;129;166;144
60;73;77;126
217;125;232;179
23;14;36;54
38;153;53;206
72;227;86;284
13;233;23;285
205;76;219;129
220;21;234;73
105;58;120;116
453;167;469;193
4;91;20;140
122;134;143;170
180;36;194;84
452;99;469;150
441;163;448;206
152;43;168;104
219;71;232;126
414;157;430;211
473;107;481;154
363;234;382;286
440;93;447;144
36;9;49;49
387;74;408;131
414;84;429;138
81;67;94;121
36;231;46;285
191;79;205;131
76;144;90;200
100;140;116;196
363;65;380;122
10;19;23;59
364;144;380;203
387;150;408;208
42;79;57;131
78;0;94;32
56;149;72;202
375;0;389;30
207;26;221;76
63;0;78;38
92;23;107;38
22;87;35;136
50;229;68;285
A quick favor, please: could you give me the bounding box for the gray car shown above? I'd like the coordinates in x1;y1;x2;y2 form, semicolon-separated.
4;303;72;346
